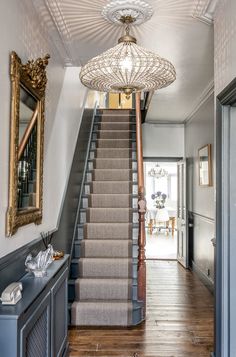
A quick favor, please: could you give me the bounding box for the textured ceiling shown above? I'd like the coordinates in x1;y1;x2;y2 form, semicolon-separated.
31;0;217;122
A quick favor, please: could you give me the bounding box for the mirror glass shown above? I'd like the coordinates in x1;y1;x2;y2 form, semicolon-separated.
18;86;39;210
199;144;212;186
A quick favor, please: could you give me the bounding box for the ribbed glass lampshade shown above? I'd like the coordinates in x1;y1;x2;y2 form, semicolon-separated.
80;40;176;95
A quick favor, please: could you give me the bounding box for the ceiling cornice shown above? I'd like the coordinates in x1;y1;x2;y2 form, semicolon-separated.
193;0;219;25
184;79;214;124
31;0;76;66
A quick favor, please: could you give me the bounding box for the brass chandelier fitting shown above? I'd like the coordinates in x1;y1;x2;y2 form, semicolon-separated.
80;2;176;98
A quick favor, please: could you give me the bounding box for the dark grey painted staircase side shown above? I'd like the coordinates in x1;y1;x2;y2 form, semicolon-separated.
53;108;94;255
69;109;144;326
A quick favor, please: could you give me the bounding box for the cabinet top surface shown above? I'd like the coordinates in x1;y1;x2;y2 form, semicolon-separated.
0;255;69;318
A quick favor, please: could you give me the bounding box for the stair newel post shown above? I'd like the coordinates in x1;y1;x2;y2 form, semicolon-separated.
135;92;146;306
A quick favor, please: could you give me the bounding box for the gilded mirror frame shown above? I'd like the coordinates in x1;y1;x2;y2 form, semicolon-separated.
6;51;50;236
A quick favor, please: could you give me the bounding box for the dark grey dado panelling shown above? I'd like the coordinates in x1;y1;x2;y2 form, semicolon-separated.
53;108;94;255
185;93;215;292
0;237;45;294
190;212;215;291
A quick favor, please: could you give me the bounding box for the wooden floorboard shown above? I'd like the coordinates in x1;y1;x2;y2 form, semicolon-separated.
69;260;214;357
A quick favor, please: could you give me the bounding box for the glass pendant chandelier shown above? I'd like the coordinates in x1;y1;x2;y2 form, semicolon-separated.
80;1;176;98
148;164;169;179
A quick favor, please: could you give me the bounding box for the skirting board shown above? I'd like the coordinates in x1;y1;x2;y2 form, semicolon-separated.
191;261;214;294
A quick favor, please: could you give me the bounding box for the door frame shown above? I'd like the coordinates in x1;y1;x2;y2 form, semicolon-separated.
143;157;183;259
177;159;189;268
215;78;236;357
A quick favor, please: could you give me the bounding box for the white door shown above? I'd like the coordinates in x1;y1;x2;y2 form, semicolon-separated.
177;160;188;268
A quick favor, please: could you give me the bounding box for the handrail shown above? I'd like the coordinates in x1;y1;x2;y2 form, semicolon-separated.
135;92;146;305
18;104;39;160
68;102;98;268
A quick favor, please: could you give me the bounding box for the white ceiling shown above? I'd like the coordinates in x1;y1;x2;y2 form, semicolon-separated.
32;0;217;123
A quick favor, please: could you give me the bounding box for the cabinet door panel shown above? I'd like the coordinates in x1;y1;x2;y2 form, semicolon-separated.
51;268;68;357
21;292;51;357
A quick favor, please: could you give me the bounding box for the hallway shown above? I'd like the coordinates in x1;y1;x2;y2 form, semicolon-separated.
146;232;177;260
69;260;214;356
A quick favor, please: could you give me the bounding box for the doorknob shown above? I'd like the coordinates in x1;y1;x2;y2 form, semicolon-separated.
188;223;193;228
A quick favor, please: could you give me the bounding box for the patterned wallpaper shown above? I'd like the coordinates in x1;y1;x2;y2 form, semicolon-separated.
214;0;236;94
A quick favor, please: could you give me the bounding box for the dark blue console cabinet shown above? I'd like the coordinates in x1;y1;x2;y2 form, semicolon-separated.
0;255;69;357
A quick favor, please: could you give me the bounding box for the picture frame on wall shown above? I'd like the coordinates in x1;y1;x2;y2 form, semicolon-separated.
198;144;212;186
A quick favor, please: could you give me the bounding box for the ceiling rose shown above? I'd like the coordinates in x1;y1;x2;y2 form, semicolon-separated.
102;0;154;25
80;0;176;98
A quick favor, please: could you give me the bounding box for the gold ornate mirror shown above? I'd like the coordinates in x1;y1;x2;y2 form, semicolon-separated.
6;52;50;236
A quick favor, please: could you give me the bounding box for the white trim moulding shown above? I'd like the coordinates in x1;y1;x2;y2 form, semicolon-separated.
31;0;76;66
193;0;219;25
184;79;214;124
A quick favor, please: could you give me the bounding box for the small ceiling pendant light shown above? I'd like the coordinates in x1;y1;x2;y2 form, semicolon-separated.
80;0;176;98
148;164;169;179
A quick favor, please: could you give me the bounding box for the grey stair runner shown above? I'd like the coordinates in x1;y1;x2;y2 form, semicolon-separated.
71;109;136;326
96;148;132;158
92;169;132;181
93;158;131;169
88;194;132;208
97;139;132;148
84;222;132;239
80;239;132;258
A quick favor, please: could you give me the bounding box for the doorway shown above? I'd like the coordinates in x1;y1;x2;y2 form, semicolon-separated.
215;78;236;357
144;160;178;260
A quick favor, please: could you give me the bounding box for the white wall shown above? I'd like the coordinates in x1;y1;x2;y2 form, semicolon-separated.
142;123;184;158
43;67;87;230
185;94;214;219
214;0;236;95
0;0;87;258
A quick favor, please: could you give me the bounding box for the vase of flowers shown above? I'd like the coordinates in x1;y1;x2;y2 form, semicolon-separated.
151;191;169;223
151;191;167;209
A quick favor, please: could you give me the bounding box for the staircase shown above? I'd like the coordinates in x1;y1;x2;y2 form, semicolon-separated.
70;108;144;326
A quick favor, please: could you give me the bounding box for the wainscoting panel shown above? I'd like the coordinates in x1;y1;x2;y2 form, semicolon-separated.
0;237;44;294
53;108;94;254
190;212;215;292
